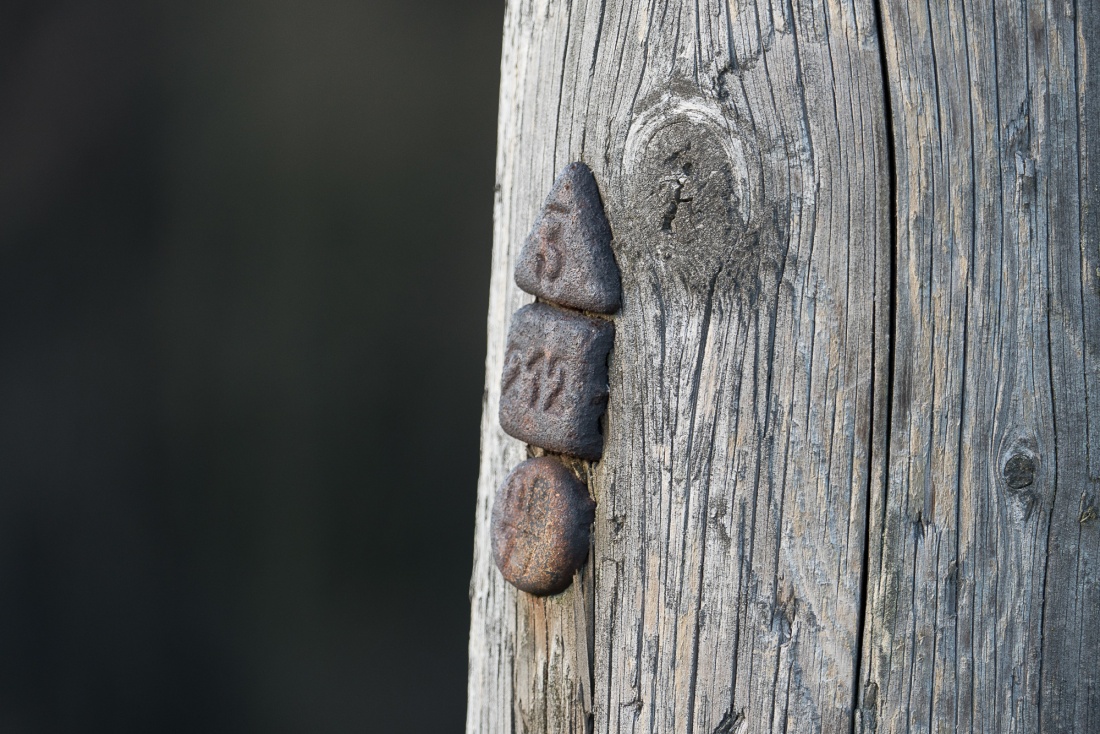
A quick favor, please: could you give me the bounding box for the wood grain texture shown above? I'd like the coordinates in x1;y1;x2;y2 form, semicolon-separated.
468;0;890;731
858;1;1100;732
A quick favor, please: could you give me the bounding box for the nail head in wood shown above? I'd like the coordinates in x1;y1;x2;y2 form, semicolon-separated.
515;162;621;314
491;456;595;596
499;302;614;460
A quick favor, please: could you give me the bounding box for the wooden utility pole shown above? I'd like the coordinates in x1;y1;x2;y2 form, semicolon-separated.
467;1;1099;731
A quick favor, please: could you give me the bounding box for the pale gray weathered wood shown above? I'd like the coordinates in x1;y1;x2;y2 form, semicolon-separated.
468;0;890;731
857;2;1100;732
469;1;1099;732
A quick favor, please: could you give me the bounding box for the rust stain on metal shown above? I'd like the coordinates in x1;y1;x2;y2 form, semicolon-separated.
499;302;614;460
515;162;621;314
491;456;595;596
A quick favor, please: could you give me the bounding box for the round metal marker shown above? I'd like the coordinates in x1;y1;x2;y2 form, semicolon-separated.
491;456;595;596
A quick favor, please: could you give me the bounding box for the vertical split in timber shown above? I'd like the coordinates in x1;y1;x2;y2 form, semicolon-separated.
860;1;1100;732
468;0;890;731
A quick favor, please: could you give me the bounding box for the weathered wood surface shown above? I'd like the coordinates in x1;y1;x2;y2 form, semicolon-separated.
468;0;1098;732
469;0;889;731
858;1;1100;732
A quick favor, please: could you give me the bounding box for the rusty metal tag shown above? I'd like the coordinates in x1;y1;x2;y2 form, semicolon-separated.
491;456;595;596
499;302;614;461
515;162;621;314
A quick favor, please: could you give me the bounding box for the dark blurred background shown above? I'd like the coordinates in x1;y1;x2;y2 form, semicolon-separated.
0;1;502;731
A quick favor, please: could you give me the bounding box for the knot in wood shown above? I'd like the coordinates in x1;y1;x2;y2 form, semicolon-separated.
1003;452;1037;490
616;93;776;302
490;456;595;596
